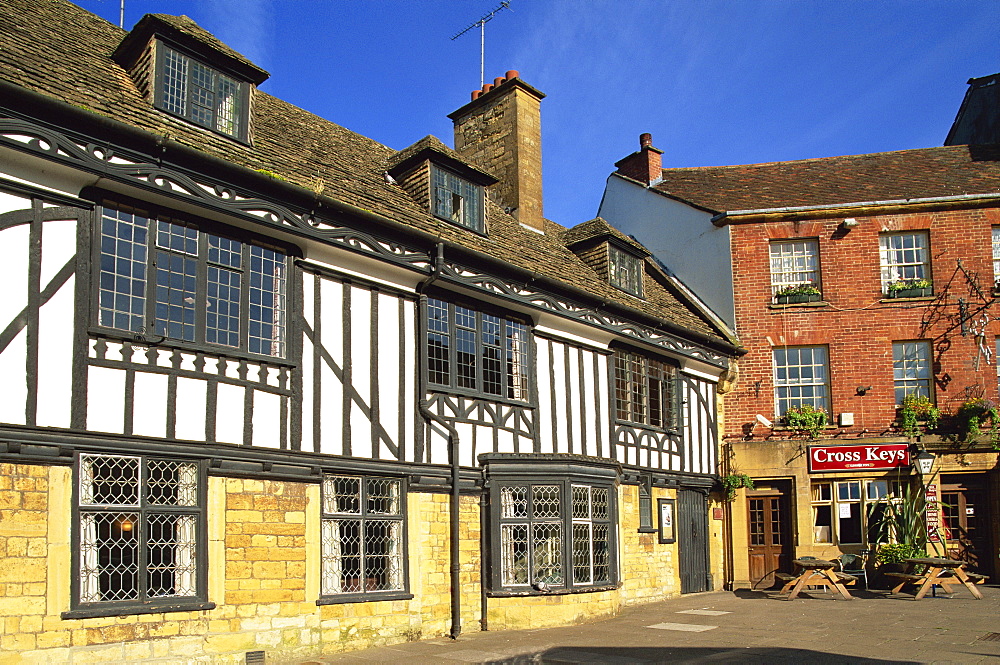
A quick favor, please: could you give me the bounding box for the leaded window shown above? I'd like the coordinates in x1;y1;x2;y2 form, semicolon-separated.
609;244;643;297
893;340;932;404
98;204;287;357
157;45;248;140
426;297;530;401
321;475;405;597
769;239;820;295
879;232;930;292
495;481;613;592
432;165;484;232
74;454;204;611
614;349;678;430
773;346;830;417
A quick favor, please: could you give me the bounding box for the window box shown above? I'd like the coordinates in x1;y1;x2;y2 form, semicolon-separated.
775;292;822;304
887;286;932;299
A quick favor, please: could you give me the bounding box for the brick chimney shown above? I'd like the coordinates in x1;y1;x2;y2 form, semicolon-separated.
448;71;546;233
614;133;663;185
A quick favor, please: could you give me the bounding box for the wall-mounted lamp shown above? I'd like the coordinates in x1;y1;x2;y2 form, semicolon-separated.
856;386;872;396
914;449;935;475
840;218;860;231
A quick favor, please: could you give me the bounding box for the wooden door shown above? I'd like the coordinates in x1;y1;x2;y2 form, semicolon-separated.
940;475;992;576
747;491;791;588
677;489;710;594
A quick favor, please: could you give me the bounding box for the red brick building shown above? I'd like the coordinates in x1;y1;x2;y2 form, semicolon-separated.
600;128;1000;588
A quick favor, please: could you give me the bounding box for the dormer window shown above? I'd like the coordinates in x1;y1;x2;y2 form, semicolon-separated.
432;165;484;233
609;244;643;297
156;44;249;140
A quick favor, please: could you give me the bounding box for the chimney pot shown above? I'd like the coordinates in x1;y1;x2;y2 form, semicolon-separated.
471;90;482;101
505;70;519;80
494;76;504;87
640;133;652;148
483;83;494;93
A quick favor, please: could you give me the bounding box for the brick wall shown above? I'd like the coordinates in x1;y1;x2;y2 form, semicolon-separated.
725;206;1000;438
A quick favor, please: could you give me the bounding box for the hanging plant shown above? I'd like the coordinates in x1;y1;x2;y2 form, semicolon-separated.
955;397;1000;448
721;473;755;502
783;404;828;438
898;394;940;437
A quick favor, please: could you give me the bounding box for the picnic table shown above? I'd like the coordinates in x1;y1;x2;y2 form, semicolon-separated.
776;558;855;601
885;557;986;600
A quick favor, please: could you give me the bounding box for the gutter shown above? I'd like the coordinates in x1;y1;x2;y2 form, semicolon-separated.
415;243;464;640
0;80;741;361
711;192;1000;225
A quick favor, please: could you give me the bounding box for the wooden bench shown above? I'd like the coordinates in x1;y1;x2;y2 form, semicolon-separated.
965;572;990;584
775;572;797;594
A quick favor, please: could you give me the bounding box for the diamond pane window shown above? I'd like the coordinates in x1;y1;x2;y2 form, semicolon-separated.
893;341;932;404
773;346;830;417
880;232;930;291
76;454;202;608
157;45;248;140
609;244;643;297
321;476;405;597
426;298;530;401
770;240;820;295
98;205;286;358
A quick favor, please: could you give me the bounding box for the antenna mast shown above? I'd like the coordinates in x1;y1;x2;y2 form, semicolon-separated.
450;1;511;88
119;0;125;28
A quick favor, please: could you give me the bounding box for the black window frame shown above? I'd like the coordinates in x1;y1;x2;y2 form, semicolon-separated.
431;164;485;233
489;478;618;594
425;295;533;404
317;474;412;605
64;452;212;619
154;41;251;142
93;200;290;361
608;242;644;297
613;348;681;432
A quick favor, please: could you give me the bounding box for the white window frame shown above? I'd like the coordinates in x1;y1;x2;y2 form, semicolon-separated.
431;165;484;232
608;244;643;297
156;44;249;140
811;480;901;546
992;228;1000;290
773;346;830;417
769;239;820;295
893;340;932;405
879;232;930;292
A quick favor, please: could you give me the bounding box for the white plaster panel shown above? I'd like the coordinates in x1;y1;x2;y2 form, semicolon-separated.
179;352;197;372
301;273;316;330
300;336;314;452
349;285;372;408
131;372;168;439
40;218;76;288
549;343;569;454
495;427;515;455
223;358;240;380
350;402;373;460
533;340;553;454
87;366;125;433
596;353;610;460
35;279;75;428
245;363;261;383
0;190;30;214
429;422;450;466
0;328;27;425
566;345;582;455
174;376;207;442
0;225;29;343
318;356;341;456
252;390;281;448
375;292;403;461
215;382;244;444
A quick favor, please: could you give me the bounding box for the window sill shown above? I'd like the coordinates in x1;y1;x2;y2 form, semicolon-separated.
89;327;295;368
768;301;829;310
487;583;619;598
62;600;215;619
614;420;680;436
637;527;657;534
316;592;414;606
427;386;534;409
878;296;936;303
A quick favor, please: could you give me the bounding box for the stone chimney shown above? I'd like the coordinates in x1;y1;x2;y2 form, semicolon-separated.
448;71;546;233
614;133;663;185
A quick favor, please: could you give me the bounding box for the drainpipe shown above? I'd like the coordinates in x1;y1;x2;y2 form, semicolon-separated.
416;243;463;639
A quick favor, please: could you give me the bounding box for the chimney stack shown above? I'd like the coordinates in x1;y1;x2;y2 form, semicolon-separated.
614;133;663;186
449;71;547;233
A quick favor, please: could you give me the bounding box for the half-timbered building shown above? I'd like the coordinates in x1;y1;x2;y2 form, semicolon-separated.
0;1;742;660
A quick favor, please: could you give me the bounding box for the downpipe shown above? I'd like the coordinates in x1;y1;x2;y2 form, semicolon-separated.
416;243;463;640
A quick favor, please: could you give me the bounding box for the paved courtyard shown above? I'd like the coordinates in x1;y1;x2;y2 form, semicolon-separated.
298;585;1000;664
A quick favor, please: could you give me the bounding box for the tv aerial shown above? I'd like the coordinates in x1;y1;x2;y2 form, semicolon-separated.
451;1;512;89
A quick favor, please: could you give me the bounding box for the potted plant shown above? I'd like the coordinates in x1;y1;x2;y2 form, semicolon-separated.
783;404;828;438
955;397;1000;447
774;282;822;304
886;278;932;298
721;473;755;501
898;393;940;437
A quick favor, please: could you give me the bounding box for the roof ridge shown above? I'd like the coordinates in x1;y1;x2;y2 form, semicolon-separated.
661;144;974;173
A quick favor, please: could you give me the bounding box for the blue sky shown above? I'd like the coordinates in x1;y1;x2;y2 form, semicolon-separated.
78;0;998;228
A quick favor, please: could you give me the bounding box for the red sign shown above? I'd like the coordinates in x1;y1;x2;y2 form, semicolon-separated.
807;444;910;472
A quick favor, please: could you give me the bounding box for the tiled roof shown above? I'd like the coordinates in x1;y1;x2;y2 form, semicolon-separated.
653;144;1000;213
561;218;648;255
0;0;733;348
